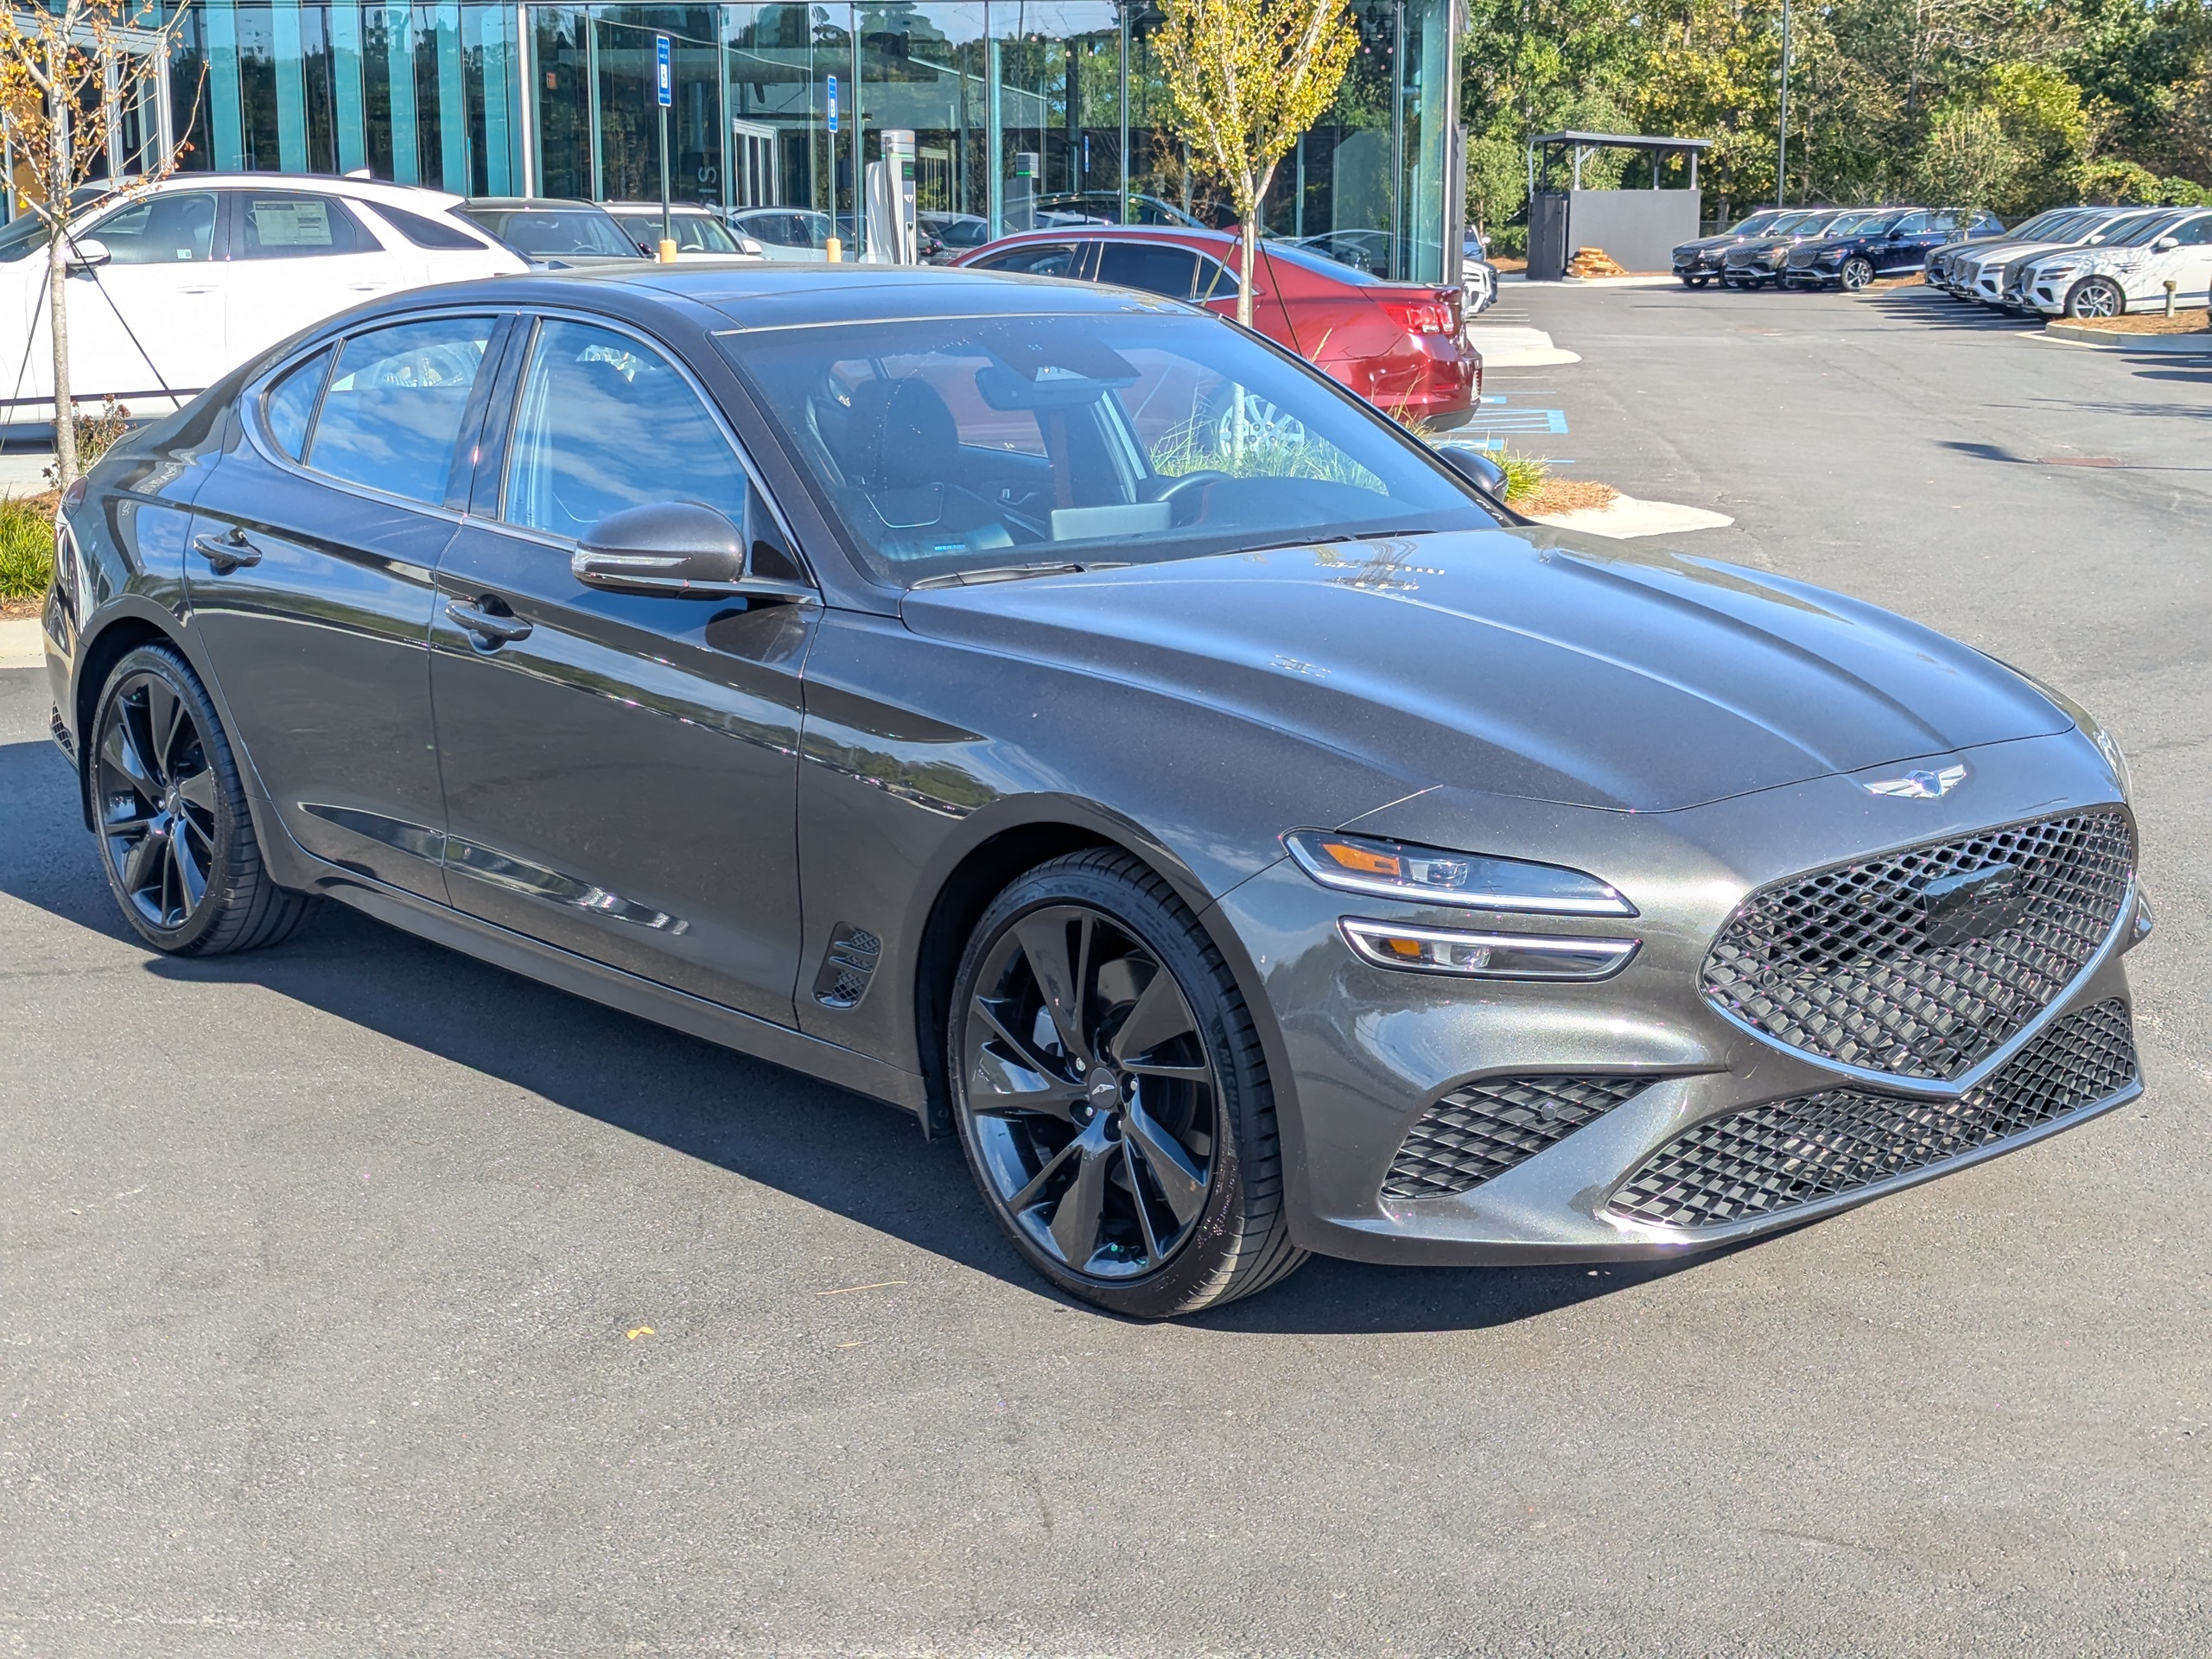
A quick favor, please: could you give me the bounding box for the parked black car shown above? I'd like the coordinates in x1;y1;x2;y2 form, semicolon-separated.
1782;207;2002;290
1718;208;1864;288
1670;207;1799;286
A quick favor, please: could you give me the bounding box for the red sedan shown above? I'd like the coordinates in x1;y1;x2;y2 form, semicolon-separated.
956;226;1480;425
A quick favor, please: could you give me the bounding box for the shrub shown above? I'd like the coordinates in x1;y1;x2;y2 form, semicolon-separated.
0;493;55;602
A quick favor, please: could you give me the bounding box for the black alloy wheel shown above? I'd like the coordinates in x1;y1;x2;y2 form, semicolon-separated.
90;644;315;955
1840;256;1876;291
950;849;1304;1317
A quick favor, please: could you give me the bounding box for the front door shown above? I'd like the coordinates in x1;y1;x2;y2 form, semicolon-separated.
45;188;226;410
183;311;502;900
429;315;812;1024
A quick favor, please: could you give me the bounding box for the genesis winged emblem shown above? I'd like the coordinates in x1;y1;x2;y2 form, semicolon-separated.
1865;763;1968;799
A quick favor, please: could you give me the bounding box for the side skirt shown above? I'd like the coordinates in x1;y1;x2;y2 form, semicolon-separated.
316;870;931;1121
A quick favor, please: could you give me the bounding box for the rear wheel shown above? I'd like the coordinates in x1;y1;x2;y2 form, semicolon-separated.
1839;257;1876;291
949;849;1305;1318
2065;276;2125;320
90;644;315;956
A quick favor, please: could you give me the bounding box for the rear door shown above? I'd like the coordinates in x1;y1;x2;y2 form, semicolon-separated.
427;314;813;1024
219;190;405;365
182;310;501;899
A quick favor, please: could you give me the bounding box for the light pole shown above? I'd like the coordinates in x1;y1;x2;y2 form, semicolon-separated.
1777;0;1790;207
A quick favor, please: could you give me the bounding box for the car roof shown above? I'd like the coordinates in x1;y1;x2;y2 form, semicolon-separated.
982;223;1241;252
466;197;610;212
604;201;720;214
92;171;468;211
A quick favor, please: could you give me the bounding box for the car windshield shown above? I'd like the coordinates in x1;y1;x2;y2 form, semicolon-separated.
469;207;639;257
613;211;739;253
1812;212;1872;235
720;310;1485;588
2103;211;2186;248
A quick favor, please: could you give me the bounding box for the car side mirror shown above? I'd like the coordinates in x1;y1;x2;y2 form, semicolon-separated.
66;237;111;272
573;502;811;601
2153;235;2179;251
737;237;765;256
1437;445;1510;505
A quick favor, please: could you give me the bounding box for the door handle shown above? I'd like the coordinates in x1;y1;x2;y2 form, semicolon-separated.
192;529;262;575
446;597;533;647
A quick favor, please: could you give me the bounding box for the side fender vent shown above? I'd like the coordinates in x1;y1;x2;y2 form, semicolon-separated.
811;924;883;1009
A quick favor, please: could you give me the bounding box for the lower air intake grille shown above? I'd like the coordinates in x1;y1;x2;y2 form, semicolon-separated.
1382;1076;1649;1201
1608;999;2136;1230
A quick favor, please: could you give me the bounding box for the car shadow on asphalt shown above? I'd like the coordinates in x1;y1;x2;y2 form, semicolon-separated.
2;730;1721;1333
1859;290;2045;334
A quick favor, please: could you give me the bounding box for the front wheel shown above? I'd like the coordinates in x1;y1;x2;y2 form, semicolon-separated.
1839;257;1875;291
89;643;315;956
2065;276;2125;320
949;849;1305;1318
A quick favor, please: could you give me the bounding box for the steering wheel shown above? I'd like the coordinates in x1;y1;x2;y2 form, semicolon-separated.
1153;469;1231;504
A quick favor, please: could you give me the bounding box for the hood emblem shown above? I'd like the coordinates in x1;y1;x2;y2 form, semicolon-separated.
1866;763;1967;800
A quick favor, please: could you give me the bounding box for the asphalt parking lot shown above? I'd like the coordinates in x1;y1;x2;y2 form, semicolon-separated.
5;283;2209;1657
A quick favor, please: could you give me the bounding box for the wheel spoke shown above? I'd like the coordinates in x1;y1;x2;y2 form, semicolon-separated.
970;995;1082;1115
1123;1141;1164;1262
101;711;155;794
175;766;218;816
1007;1135;1083;1213
1110;968;1197;1065
144;679;184;783
1014;911;1093;1065
1123;1098;1209;1227
169;831;207;912
122;823;168;896
967;1027;1086;1121
1047;1133;1112;1267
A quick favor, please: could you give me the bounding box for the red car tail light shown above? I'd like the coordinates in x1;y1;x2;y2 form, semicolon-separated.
1376;293;1459;336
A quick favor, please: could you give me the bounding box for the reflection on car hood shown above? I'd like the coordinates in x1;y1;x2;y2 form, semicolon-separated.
899;527;2072;814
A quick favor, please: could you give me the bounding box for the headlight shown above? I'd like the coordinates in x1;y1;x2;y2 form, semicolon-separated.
1285;830;1636;916
1817;249;1845;264
1764;247;1788;265
1339;918;1639;981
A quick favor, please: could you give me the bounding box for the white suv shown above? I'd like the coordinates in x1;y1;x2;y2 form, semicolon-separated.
2021;207;2212;319
1;174;524;424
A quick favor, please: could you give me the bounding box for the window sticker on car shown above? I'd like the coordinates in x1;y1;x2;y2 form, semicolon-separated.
251;199;335;247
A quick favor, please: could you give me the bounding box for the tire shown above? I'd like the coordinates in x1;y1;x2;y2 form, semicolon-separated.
88;643;316;956
2065;276;2125;320
1688;276;1709;289
948;849;1306;1318
1839;257;1875;291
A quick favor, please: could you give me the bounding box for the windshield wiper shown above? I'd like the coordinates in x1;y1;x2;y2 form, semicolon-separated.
910;561;1090;589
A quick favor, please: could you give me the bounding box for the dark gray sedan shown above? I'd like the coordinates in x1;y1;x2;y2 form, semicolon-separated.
38;265;2147;1317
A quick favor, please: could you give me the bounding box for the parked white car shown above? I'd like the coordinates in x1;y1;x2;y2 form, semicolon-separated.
2018;207;2212;318
0;174;524;425
727;207;836;263
1960;206;2158;304
603;203;766;262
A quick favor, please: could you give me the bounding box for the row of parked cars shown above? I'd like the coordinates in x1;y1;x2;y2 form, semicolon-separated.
1925;203;2212;319
1674;199;2212;318
1673;206;2004;290
0;173;1483;433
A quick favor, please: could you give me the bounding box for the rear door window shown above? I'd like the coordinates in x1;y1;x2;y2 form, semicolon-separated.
1095;241;1199;300
237;193;378;257
307;315;495;505
262;346;334;459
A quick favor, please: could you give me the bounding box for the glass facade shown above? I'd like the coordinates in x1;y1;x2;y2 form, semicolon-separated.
149;0;1459;279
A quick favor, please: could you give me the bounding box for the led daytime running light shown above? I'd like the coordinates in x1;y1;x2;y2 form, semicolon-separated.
1339;919;1640;981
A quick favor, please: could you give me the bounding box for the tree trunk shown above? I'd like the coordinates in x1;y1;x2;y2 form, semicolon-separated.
48;207;78;492
1236;161;1278;330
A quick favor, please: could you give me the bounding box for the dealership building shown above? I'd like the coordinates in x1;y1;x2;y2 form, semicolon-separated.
9;0;1465;282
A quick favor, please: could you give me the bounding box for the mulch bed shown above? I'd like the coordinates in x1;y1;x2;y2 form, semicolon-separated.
2066;310;2211;335
1519;479;1621;516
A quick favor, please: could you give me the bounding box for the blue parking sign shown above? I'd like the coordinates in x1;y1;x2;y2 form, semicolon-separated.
826;73;838;132
655;35;671;106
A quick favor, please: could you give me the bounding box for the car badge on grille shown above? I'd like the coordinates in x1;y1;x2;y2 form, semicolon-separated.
1920;861;2030;947
1865;763;1967;799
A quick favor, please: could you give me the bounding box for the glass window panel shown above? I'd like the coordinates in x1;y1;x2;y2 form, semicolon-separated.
992;3;1120;232
533;7;592;199
89;192;219;263
263;346;333;458
168;7;215;171
234;3;279;168
725;3;851;224
308;316;493;505
1095;240;1198;299
859;3;987;227
238;193;378;257
502;320;749;542
971;240;1084;276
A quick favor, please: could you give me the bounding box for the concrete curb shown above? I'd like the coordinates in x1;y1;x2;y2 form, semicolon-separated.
1463;323;1582;367
1;616;45;669
2044;320;2212;353
1526;494;1735;540
1507;273;1680;289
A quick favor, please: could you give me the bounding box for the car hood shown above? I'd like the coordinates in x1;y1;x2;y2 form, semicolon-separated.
1675;230;1767;254
897;527;2073;814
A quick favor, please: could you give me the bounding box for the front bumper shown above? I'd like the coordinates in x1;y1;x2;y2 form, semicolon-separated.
1215;728;2141;1266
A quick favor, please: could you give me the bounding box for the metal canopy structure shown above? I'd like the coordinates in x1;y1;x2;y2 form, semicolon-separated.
1528;131;1713;194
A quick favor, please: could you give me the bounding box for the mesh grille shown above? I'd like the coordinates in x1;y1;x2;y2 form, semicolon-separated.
1702;810;2133;1081
1383;1076;1649;1201
1609;999;2136;1230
